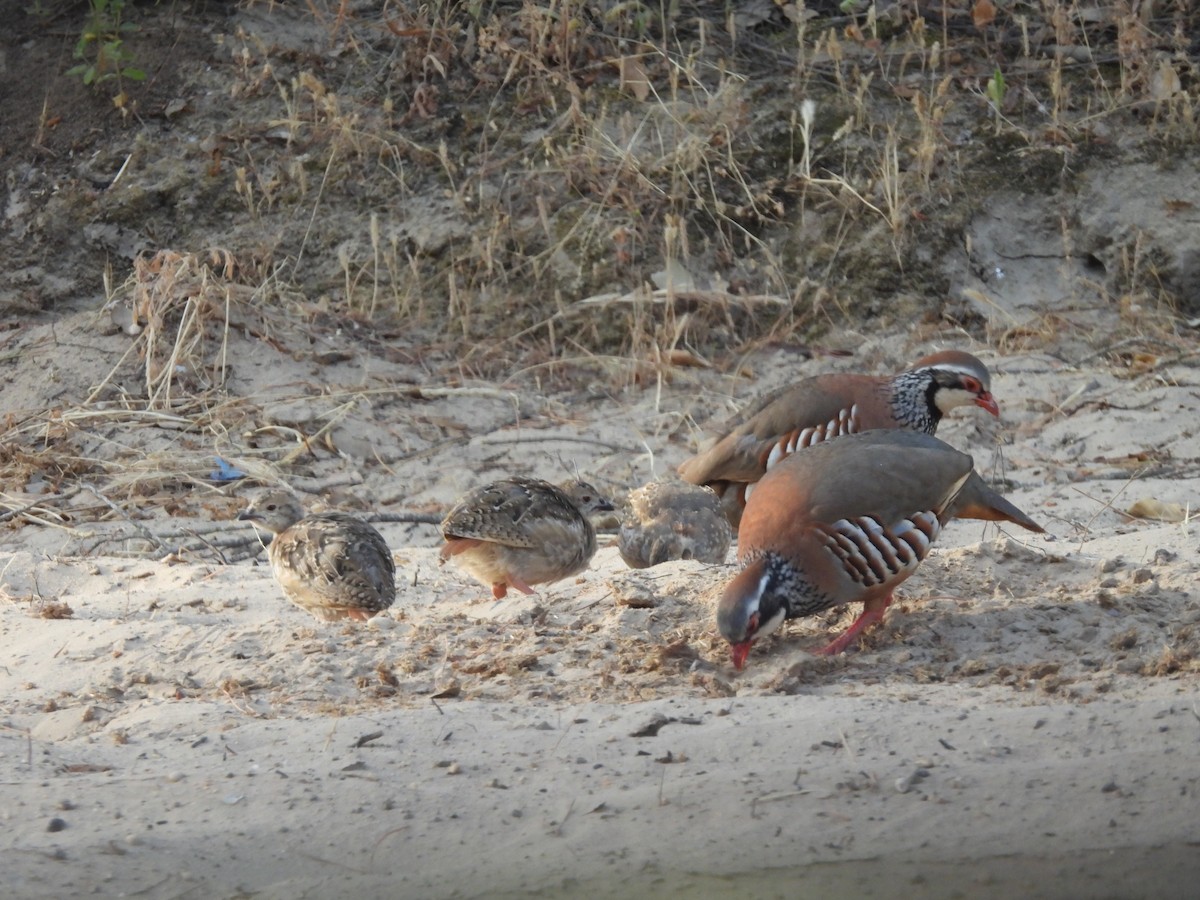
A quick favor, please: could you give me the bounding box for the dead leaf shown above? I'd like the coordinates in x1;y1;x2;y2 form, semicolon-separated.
972;0;997;30
1150;60;1182;101
661;348;711;369
618;56;650;102
1126;498;1188;523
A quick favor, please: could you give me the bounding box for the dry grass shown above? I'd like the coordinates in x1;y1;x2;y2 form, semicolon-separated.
210;1;1200;360
3;0;1196;551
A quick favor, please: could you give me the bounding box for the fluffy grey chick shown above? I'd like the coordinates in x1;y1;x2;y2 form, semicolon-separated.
619;478;731;569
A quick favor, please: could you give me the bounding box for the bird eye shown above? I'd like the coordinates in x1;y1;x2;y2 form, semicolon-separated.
266;503;277;512
962;376;982;393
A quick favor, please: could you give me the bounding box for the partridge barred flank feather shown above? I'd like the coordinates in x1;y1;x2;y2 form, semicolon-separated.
238;490;396;623
717;431;1044;669
440;477;613;599
679;350;998;528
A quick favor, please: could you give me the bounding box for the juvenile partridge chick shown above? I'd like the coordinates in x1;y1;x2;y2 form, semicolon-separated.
440;478;613;599
238;490;396;623
618;479;731;568
717;431;1043;669
679;350;998;528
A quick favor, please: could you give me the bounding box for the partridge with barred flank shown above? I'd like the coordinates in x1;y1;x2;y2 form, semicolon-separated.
440;478;613;599
717;431;1043;669
679;350;998;528
238;490;396;623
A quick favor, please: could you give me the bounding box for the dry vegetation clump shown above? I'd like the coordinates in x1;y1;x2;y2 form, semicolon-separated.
2;1;1198;547
185;0;1198;361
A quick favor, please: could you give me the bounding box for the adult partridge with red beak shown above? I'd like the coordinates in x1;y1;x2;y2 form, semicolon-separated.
717;430;1043;669
440;478;613;599
238;490;396;623
679;350;998;528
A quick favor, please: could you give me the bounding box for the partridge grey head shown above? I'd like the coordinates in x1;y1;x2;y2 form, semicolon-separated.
679;350;998;529
439;477;613;599
716;431;1042;669
238;489;396;623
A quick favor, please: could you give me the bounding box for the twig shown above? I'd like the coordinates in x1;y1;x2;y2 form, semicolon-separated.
478;434;639;454
78;484;169;555
552;798;575;837
368;512;444;525
0;489;80;524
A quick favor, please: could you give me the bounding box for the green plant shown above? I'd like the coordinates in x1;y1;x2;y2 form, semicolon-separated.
66;0;146;100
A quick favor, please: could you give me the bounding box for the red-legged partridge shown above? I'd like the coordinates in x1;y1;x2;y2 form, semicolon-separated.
238;490;396;623
619;478;731;568
679;350;998;528
440;478;613;599
717;430;1043;669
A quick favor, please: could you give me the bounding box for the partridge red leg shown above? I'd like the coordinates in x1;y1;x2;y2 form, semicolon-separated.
816;593;894;656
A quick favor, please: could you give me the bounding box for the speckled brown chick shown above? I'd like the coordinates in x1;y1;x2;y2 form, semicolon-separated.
238;490;396;623
618;478;731;569
440;478;613;599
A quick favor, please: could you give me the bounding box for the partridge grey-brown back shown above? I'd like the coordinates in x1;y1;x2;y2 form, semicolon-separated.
679;350;998;529
238;490;396;623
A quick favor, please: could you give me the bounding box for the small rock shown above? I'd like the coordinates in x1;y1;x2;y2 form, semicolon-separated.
47;818;67;833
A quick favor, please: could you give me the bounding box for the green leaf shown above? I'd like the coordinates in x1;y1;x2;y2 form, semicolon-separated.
122;67;146;81
986;67;1006;106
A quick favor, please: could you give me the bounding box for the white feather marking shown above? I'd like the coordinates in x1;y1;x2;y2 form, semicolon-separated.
855;516;884;535
856;534;889;575
829;518;886;581
766;441;785;468
759;606;786;639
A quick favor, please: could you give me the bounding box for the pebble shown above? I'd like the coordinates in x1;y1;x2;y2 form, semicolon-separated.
47;817;67;833
894;768;930;794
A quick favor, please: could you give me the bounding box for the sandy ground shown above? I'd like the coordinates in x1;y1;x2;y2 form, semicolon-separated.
3;2;1199;896
2;310;1199;898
